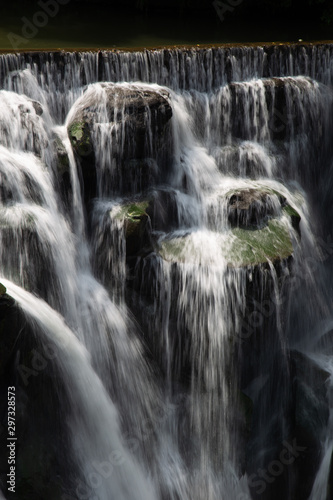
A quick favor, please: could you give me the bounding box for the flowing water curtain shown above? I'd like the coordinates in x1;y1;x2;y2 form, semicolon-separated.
0;45;333;500
0;59;165;500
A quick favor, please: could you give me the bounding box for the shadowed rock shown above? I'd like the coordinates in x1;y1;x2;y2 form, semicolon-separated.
67;83;173;199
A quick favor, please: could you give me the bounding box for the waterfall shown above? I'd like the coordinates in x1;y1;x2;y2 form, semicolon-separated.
0;279;156;500
0;43;333;500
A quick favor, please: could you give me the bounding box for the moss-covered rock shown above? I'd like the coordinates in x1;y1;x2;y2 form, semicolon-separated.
67;118;96;204
116;201;149;223
158;217;293;268
230;219;293;266
68;121;93;158
115;201;153;258
159;184;298;268
283;203;301;233
225;186;300;265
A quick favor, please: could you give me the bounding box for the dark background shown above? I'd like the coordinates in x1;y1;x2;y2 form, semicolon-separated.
0;0;332;50
12;0;333;23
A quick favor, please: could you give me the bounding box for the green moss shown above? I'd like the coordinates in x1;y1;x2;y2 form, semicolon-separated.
160;237;187;261
116;201;149;223
159;218;293;268
159;182;298;268
230;219;293;266
68;121;92;157
283;204;301;233
114;201;150;243
283;204;300;218
68;122;85;141
0;282;6;295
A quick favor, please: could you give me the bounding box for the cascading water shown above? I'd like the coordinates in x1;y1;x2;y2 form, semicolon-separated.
0;43;333;500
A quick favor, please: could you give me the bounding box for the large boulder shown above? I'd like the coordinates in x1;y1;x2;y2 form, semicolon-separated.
227;187;282;228
67;83;173;199
159;187;300;268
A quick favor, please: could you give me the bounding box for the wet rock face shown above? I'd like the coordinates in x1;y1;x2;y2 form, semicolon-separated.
91;200;154;297
0;292;21;379
214;142;274;179
228;76;326;142
67;83;173;198
227;188;281;228
69;83;172;128
288;350;330;500
18;99;43;118
0;92;47;157
263;77;321;142
0;216;60;307
146;188;182;232
53;134;72;207
120;202;154;261
67;121;92;158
